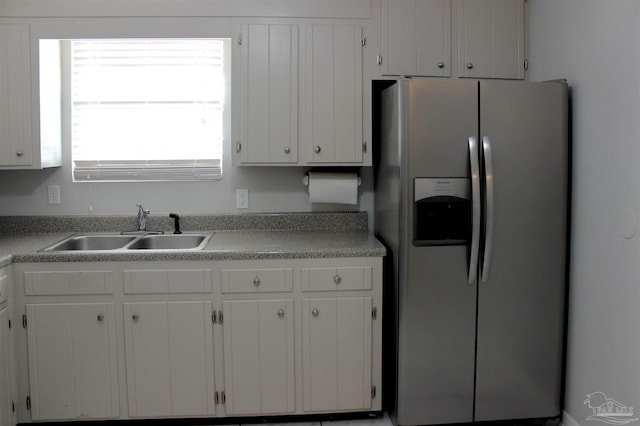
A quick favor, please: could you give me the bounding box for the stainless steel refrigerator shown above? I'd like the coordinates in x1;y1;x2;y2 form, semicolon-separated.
374;79;569;425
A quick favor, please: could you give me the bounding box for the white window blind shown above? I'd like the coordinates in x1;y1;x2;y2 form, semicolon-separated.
71;39;225;181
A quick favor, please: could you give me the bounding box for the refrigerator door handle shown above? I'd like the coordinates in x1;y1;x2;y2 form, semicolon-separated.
481;136;495;283
468;137;481;285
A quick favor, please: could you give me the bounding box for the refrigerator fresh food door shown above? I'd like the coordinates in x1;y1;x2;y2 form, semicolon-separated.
396;79;478;425
474;80;568;421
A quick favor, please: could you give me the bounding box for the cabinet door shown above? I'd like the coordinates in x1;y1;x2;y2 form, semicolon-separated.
236;24;298;164
383;0;451;77
222;299;294;415
0;23;32;167
0;306;12;426
458;0;525;79
302;297;372;412
124;301;215;417
304;25;363;164
26;303;119;420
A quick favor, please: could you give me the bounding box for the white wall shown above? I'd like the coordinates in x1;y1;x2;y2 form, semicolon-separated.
0;15;374;223
529;1;640;424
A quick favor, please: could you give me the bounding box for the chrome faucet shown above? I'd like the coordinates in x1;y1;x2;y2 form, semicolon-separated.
137;204;150;232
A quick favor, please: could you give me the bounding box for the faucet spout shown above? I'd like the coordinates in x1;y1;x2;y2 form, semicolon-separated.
137;204;150;232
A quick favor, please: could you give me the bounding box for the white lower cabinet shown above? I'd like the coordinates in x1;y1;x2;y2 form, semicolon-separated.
123;301;215;417
14;257;381;422
302;297;372;412
25;303;119;420
222;299;294;415
0;268;14;426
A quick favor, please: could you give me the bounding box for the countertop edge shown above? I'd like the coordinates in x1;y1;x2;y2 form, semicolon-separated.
0;230;387;265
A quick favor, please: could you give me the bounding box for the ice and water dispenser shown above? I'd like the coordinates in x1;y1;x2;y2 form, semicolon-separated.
413;178;471;246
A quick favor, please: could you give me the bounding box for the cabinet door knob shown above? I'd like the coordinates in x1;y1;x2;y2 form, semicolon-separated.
97;314;104;323
314;146;322;154
16;150;23;157
284;146;291;154
132;313;139;322
278;309;285;318
466;63;474;69
333;275;341;284
253;277;260;286
437;62;445;68
236;142;242;153
312;308;319;317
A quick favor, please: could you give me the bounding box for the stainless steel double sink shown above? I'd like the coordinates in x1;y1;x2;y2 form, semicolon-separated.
41;232;214;252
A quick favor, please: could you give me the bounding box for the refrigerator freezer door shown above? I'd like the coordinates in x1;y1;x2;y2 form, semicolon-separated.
396;79;479;425
474;80;568;421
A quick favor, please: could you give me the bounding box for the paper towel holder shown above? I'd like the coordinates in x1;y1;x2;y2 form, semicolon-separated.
302;173;362;187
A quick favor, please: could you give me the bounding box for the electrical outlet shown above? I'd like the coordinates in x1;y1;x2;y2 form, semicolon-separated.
47;185;61;205
236;189;249;209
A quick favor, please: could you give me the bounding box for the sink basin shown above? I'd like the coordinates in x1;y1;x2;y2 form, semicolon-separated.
126;234;210;250
41;232;213;252
42;234;138;251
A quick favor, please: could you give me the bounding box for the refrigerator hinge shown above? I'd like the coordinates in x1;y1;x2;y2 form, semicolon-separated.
372;306;377;320
26;396;31;411
371;385;377;399
22;314;27;329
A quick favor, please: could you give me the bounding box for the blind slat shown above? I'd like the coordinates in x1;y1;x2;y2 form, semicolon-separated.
71;38;225;182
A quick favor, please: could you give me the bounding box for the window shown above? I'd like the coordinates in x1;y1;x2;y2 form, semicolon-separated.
69;38;228;182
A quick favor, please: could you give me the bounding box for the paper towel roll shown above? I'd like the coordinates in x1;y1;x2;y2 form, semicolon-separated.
307;172;359;205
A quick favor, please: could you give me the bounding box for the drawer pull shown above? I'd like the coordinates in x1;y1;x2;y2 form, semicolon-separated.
312;308;319;317
278;309;285;318
253;277;260;286
333;275;341;284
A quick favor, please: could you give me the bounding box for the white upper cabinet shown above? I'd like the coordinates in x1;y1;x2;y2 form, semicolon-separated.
381;0;526;79
458;0;525;79
0;25;61;169
303;25;363;164
234;24;299;164
382;0;451;77
233;22;365;166
0;24;33;167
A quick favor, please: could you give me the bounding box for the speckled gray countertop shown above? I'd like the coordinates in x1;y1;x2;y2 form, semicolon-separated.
0;212;386;267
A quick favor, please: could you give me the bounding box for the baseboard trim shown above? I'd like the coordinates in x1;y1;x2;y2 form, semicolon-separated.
563;411;582;426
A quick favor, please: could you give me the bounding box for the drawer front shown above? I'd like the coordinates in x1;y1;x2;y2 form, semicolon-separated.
123;269;212;294
302;266;372;292
25;270;114;295
0;273;7;303
221;268;293;293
